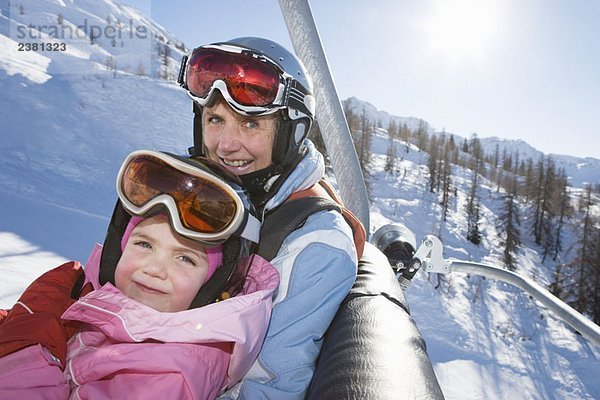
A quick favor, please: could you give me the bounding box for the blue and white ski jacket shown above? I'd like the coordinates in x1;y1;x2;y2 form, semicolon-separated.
220;140;358;399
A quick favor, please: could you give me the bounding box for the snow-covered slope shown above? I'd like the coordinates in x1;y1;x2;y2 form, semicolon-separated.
367;128;599;399
0;0;191;263
1;1;598;399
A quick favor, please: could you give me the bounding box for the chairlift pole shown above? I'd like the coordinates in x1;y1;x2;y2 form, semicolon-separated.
278;0;371;233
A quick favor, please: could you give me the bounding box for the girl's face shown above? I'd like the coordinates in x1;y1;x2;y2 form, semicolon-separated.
115;215;208;312
202;100;277;175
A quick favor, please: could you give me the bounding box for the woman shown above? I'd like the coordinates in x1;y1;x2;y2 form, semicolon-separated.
178;37;358;399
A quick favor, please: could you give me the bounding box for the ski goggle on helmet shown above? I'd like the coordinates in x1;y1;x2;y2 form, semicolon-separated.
116;150;260;245
177;38;315;119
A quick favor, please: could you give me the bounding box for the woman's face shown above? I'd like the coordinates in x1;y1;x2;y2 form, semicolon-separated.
115;215;208;312
202;101;277;175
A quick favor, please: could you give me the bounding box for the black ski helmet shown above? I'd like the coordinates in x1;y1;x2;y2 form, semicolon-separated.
179;37;315;167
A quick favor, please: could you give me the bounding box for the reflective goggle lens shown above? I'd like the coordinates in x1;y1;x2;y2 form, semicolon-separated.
186;48;281;107
121;155;238;234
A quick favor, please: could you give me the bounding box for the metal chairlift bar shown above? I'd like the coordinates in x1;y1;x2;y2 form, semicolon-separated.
447;260;600;347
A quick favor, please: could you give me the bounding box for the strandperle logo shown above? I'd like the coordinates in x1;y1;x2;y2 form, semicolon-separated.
8;0;154;76
14;19;149;41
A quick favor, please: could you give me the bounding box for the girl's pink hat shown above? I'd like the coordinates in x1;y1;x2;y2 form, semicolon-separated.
121;216;223;279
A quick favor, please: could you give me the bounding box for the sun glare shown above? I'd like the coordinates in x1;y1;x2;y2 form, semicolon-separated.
424;0;498;61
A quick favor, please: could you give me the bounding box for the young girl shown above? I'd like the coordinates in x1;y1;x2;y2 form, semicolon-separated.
0;150;278;399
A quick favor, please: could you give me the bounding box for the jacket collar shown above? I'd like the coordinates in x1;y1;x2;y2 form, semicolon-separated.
262;139;324;214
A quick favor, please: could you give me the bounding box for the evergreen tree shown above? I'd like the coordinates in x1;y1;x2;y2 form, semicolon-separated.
399;123;410;146
566;185;600;324
384;120;398;172
523;157;534;200
551;168;572;261
513;150;520;175
540;158;557;262
518;159;527;177
465;135;483;245
528;156;545;245
415;120;429;151
448;134;456;152
357;108;372;170
450;136;460;164
468;134;484;174
461;138;468;153
588;227;600;324
502;150;512;172
549;264;564;298
467;198;482;245
492;143;500;191
498;179;521;271
435;133;448;193
427;135;439;193
440;140;453;222
493;143;500;171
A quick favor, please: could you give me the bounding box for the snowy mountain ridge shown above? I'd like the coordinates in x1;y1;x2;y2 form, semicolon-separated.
1;1;599;399
344;96;600;188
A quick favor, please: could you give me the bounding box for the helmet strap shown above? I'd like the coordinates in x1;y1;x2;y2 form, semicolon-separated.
99;201;131;286
272;116;309;165
239;164;282;207
190;101;205;157
189;239;243;307
240;148;305;213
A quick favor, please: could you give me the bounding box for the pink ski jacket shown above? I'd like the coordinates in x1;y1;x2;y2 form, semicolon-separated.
0;244;279;400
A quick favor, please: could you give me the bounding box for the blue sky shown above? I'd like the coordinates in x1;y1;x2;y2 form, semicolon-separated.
122;0;600;159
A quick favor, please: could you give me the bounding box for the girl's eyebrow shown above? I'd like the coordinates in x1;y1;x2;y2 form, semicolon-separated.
132;231;206;259
173;245;207;258
173;246;208;264
130;231;152;241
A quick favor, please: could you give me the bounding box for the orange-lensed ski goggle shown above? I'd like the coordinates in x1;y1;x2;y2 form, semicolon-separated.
116;150;260;245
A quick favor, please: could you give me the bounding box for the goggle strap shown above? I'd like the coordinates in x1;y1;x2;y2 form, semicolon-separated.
238;214;260;243
177;54;188;87
191;101;204;157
